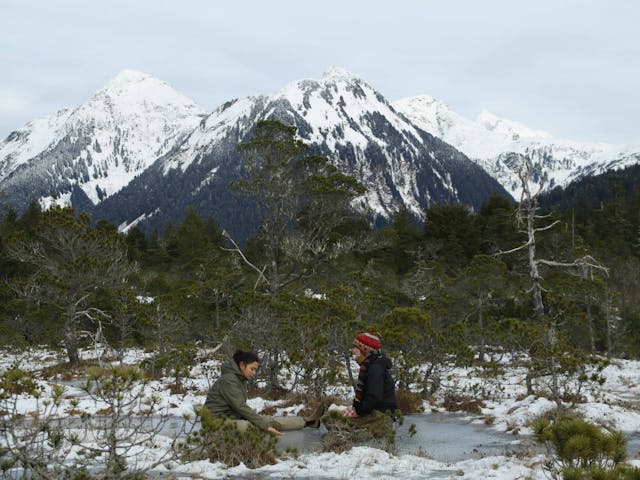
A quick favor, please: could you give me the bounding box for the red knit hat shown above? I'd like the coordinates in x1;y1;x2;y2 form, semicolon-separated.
353;332;381;355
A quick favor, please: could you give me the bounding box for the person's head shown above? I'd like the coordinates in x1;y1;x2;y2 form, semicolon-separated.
352;332;381;362
232;350;260;380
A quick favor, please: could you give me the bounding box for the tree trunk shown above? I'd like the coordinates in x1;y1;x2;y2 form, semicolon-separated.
345;351;356;392
64;324;80;366
477;297;486;363
605;293;614;358
586;300;595;354
525;372;534;396
526;200;545;321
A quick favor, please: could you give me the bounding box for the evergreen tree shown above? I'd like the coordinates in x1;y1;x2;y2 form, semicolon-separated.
453;255;512;362
5;207;135;365
424;204;480;274
235;119;365;294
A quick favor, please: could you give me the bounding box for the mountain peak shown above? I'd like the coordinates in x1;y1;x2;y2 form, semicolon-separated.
93;69;203;109
110;68;151;83
84;70;205;119
101;69;157;93
321;66;362;83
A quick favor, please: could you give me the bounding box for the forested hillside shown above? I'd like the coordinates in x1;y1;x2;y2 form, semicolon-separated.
1;124;639;404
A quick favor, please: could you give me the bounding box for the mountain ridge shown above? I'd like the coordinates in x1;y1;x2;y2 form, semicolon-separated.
91;68;507;239
0;69;518;240
0;69;206;209
394;95;638;199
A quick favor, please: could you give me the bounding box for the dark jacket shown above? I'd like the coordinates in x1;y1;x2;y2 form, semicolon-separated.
204;360;269;430
353;353;398;416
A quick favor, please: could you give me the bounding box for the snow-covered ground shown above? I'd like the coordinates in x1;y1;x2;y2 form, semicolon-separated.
1;346;639;479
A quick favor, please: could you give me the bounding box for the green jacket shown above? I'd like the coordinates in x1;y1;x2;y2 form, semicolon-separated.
204;360;269;431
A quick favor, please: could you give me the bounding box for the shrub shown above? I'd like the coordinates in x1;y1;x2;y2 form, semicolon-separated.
182;407;279;468
533;416;640;479
321;410;396;454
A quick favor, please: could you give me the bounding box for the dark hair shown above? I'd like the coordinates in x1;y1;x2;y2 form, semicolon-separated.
232;350;260;367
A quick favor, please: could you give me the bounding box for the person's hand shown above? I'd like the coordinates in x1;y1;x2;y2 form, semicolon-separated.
267;426;283;436
341;407;358;418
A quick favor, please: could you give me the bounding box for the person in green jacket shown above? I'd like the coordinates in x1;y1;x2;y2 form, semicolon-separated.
204;350;323;435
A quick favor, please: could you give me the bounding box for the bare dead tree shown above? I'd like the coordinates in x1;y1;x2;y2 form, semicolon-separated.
495;157;607;397
496;159;608;319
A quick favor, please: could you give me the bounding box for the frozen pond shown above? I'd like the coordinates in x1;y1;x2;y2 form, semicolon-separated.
395;413;532;461
276;413;534;461
49;411;640;462
277;412;640;461
7;412;639;480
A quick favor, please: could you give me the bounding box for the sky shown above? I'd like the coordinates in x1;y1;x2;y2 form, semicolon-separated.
1;0;639;145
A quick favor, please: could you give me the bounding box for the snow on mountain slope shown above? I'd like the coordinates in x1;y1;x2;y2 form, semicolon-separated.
95;68;507;239
0;108;71;181
394;95;637;199
0;70;206;208
1;68;507;238
160;96;260;175
269;67;435;218
155;67;478;221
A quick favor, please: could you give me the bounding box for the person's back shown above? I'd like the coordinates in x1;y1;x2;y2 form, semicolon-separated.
328;332;397;444
354;351;397;416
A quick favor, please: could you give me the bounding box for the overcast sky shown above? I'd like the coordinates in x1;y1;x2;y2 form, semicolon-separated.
2;0;639;144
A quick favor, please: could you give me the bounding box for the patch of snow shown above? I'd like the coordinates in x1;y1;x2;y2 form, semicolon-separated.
38;191;72;210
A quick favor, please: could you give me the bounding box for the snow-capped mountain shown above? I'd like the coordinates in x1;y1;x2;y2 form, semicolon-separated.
0;108;72;181
0;68;508;240
394;95;640;199
0;70;206;209
91;68;508;239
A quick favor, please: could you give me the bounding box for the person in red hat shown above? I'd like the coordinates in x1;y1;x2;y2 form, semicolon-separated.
342;332;397;418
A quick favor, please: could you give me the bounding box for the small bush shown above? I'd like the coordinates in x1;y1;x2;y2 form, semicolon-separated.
561;465;640;479
182;407;279;468
531;405;580;426
0;367;39;397
321;410;396;453
533;416;639;479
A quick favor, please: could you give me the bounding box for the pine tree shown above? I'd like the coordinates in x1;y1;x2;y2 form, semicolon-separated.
5;207;135;365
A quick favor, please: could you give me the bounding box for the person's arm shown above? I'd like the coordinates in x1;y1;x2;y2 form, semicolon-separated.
218;377;271;431
354;363;385;416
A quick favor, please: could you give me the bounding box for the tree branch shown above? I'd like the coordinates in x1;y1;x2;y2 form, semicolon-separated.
220;230;270;289
493;241;531;257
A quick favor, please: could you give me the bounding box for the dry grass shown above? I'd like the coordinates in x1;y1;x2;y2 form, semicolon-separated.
528;404;580;425
167;383;187;395
396;389;425;414
38;358;112;380
253;390;341;418
442;392;485;414
483;415;496;426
